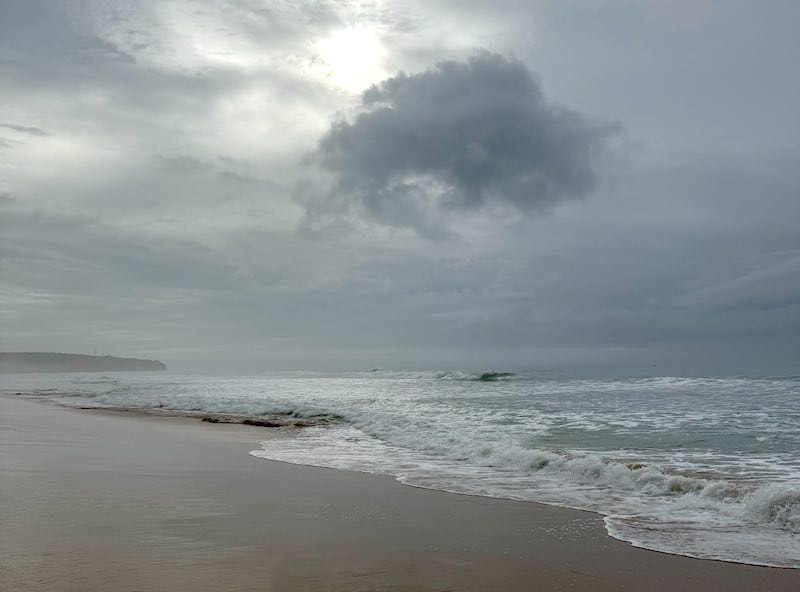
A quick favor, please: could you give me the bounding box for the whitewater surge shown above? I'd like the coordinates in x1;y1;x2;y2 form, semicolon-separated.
5;371;799;568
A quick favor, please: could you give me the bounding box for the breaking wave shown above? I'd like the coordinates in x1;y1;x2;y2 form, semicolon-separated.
366;369;518;381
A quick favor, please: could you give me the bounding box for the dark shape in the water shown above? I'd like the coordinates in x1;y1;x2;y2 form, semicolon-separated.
476;371;515;382
0;352;167;373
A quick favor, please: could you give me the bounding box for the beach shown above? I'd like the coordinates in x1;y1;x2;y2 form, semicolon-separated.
1;395;797;591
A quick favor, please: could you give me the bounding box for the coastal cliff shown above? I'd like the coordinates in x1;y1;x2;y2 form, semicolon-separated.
0;352;167;373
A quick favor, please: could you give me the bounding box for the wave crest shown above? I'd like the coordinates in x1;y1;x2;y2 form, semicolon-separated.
367;369;518;381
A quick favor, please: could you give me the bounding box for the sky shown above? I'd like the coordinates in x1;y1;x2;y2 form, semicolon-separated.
1;0;798;375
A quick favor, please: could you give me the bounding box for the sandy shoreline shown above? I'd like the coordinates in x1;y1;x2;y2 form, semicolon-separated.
1;395;798;591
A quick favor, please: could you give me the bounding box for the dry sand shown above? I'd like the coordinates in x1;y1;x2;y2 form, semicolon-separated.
1;395;798;591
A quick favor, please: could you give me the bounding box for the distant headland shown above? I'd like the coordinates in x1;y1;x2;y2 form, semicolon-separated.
0;352;167;373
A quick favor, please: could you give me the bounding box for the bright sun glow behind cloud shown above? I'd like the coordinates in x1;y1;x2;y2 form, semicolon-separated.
315;26;386;92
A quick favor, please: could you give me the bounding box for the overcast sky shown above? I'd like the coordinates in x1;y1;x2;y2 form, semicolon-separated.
1;0;798;375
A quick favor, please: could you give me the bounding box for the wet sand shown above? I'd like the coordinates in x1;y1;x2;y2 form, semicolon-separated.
1;395;798;591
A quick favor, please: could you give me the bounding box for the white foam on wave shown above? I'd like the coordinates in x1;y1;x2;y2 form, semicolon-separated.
357;369;521;381
605;481;800;567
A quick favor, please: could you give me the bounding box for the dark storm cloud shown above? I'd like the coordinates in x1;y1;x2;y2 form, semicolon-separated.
0;123;49;136
300;52;616;232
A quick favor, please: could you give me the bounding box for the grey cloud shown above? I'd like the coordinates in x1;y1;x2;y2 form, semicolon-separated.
679;250;800;311
156;155;210;175
153;154;277;191
0;0;345;129
299;52;616;233
0;123;49;136
0;198;232;293
218;170;260;187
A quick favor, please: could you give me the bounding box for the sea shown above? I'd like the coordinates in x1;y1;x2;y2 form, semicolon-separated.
4;371;799;568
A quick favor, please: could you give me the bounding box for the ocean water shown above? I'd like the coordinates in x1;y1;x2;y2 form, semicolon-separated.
4;371;799;568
